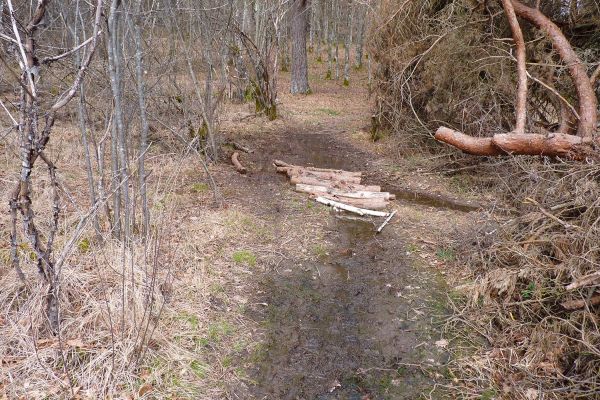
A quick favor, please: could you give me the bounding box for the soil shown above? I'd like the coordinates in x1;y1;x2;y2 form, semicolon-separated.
208;69;483;398
226;131;452;399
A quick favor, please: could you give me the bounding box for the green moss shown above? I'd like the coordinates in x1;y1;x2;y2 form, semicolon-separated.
232;250;257;267
343;78;350;87
435;247;455;262
480;388;498;400
325;69;332;80
191;183;209;193
77;238;91;253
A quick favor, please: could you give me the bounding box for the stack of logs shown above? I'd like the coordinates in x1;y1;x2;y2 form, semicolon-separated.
274;160;395;210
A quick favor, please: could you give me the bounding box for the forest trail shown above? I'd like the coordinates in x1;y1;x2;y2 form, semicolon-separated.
195;67;484;399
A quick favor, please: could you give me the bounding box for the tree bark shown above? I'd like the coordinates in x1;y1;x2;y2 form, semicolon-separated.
290;0;310;94
435;127;584;158
501;0;527;133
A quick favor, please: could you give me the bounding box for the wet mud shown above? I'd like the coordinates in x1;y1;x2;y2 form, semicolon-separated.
235;132;453;399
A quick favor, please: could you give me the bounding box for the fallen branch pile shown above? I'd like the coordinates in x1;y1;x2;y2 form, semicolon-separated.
274;159;395;211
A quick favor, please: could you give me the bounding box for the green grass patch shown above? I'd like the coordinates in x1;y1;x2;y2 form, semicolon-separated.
316;108;340;116
178;312;200;330
190;360;209;378
313;244;328;259
191;183;209;193
77;238;91;253
436;247;455;262
232;250;257;267
207;321;234;342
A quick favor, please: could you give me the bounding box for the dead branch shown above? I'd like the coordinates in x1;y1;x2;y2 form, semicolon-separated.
231;151;247;174
561;295;600;310
566;272;600;291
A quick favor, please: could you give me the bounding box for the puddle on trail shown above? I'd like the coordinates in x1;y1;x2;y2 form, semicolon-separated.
247;215;449;399
387;186;482;213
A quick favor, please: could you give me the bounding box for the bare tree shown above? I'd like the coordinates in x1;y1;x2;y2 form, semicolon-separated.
290;0;310;94
5;0;103;332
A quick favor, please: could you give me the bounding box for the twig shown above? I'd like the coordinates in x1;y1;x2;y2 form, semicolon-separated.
376;210;397;233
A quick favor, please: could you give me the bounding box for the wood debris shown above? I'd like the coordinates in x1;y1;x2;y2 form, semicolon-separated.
274;160;396;220
232;151;247;174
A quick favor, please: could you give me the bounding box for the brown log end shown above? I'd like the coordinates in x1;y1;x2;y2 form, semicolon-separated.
232;152;247;174
434;127;503;156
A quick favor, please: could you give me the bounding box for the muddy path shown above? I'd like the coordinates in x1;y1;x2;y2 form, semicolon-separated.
223;130;462;399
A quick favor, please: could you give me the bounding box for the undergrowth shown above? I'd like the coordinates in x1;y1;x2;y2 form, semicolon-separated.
447;160;600;398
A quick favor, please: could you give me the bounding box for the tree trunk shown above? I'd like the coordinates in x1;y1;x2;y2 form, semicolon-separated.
501;0;527;133
354;5;366;68
290;0;310;94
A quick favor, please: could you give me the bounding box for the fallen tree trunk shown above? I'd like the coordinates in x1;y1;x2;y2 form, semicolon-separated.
295;184;395;200
315;196;390;217
435;127;584;158
232;151;247;174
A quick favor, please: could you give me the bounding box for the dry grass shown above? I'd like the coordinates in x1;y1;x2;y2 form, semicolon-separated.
0;51;372;399
442;160;600;399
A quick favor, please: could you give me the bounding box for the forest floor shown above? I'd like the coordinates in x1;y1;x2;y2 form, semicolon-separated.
0;59;493;399
149;61;491;399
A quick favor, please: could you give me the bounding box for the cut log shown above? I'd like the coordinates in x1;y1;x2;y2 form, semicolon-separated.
435;126;584;158
232;151;247;174
315;196;389;217
278;166;362;181
289;172;362;184
317;194;389;210
296;183;384;194
290;175;362;187
295;184;395;200
274;159;362;176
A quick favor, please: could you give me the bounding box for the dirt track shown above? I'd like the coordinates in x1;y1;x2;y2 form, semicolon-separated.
217;128;473;399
